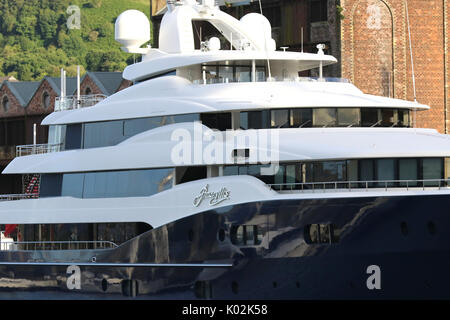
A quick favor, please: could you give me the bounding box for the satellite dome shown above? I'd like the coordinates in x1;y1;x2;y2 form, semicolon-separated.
208;37;221;51
115;10;151;49
240;13;275;51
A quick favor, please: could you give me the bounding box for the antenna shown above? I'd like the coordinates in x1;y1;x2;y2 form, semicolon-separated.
257;0;272;80
405;0;417;127
301;27;304;53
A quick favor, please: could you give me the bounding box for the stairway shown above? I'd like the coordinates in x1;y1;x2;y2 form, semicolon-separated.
22;174;41;198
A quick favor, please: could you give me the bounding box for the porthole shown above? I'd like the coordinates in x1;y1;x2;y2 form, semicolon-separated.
188;229;194;242
230;225;262;246
2;95;9;112
101;278;108;292
217;228;226;242
231;281;239;294
400;222;408;236
427;221;437;235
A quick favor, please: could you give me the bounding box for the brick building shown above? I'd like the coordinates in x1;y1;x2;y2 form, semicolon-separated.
0;72;129;195
80;72;132;96
340;0;450;133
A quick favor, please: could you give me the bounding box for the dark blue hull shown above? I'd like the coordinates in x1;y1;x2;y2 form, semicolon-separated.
0;193;448;299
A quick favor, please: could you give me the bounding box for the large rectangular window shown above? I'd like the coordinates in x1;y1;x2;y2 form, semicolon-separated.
360;159;375;187
398;109;410;127
61;173;84;198
65;124;82;150
236;67;251;82
399;158;418;187
58;168;173;199
361;109;379;127
422;158;443;187
313;108;336;127
337;108;360;127
376;159;396;187
83;121;124;149
271;109;289;128
290;109;312;127
240;111;270;129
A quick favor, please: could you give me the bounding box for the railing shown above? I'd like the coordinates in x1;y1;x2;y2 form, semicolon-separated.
0;194;38;201
0;240;119;251
16;143;62;157
54;94;106;112
193;76;351;85
268;179;450;193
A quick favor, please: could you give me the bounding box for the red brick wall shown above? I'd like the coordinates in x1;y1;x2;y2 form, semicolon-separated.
80;76;103;95
116;79;133;92
27;80;57;116
341;0;449;133
0;84;25;118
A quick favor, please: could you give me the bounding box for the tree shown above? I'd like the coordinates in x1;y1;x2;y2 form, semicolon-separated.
38;8;59;44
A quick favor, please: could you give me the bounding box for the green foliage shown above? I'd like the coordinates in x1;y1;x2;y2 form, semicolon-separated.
0;0;150;81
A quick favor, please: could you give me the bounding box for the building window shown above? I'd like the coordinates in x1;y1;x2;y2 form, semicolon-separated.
85;87;92;95
2;95;9;112
310;0;328;23
42;91;51;109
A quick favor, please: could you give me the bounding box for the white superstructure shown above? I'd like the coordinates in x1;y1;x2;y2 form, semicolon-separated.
0;0;448;234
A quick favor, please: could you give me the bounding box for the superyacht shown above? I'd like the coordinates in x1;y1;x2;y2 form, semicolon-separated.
0;0;449;299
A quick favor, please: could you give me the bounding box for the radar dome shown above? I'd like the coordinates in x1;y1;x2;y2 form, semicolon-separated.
240;13;275;51
115;10;151;49
208;37;221;51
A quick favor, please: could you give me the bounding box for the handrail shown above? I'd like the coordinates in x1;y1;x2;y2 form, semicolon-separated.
0;240;118;251
54;94;106;112
192;76;351;85
16;143;62;157
268;178;450;193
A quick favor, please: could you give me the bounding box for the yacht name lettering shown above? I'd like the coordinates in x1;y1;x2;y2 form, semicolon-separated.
193;184;231;207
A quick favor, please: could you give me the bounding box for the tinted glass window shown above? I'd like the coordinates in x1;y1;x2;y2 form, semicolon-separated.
398;109;410;127
337;108;360;127
40;174;62;197
380;109;396;127
313;108;336;127
377;159;396;186
360;159;374;181
60;169;173;199
271;109;289;128
236;67;251;82
291;109;312;127
399;158;418;186
361;109;379;127
218;66;233;83
65;124;82;150
422;158;443;186
84;121;123;149
313;161;346;182
124;117;162;137
61;173;84;198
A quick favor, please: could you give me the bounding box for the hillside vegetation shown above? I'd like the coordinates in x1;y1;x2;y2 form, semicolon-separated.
0;0;151;80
